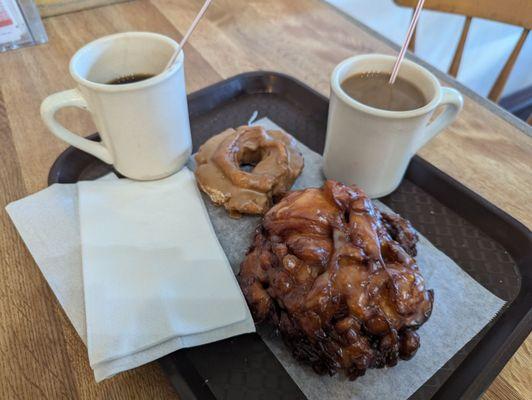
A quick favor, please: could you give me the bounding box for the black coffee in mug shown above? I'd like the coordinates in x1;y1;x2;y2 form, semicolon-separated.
107;73;155;85
341;72;426;111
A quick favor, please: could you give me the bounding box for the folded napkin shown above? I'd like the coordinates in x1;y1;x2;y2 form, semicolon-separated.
78;168;250;379
6;169;255;381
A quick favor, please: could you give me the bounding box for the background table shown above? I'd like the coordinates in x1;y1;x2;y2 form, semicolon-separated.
0;0;530;398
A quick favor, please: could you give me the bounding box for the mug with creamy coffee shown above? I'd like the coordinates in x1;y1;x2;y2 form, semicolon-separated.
324;54;463;198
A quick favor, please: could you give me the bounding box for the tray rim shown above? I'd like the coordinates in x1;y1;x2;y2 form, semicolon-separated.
48;70;532;400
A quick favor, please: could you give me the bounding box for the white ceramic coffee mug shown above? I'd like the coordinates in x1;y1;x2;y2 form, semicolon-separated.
41;32;192;180
323;54;463;198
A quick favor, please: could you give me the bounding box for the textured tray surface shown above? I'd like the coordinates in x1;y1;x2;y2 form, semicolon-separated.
48;72;529;400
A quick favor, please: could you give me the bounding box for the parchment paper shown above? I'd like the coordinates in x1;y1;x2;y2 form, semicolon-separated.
190;118;505;400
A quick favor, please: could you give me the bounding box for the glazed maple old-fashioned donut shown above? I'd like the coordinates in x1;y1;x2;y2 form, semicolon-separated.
238;180;434;380
194;125;304;217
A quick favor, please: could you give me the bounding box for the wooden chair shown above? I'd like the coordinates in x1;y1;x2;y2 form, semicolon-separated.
393;0;531;102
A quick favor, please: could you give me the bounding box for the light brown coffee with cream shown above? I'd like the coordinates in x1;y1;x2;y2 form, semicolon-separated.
341;72;426;111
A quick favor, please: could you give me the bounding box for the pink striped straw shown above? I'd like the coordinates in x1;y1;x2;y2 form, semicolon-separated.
389;0;426;84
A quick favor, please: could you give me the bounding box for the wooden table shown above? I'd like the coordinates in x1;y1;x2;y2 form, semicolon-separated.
0;0;530;398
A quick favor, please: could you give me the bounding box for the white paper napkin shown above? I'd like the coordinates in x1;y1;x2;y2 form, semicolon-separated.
6;170;255;382
78;167;250;377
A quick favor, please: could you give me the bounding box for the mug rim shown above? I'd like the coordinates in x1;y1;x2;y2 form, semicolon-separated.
69;31;183;92
331;54;442;118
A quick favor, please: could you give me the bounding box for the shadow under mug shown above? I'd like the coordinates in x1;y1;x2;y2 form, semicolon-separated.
40;32;192;181
323;54;464;198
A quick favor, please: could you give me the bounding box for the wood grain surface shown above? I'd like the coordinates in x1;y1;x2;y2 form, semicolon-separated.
0;0;530;399
36;0;130;17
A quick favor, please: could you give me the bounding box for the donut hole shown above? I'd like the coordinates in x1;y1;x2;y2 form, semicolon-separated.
239;163;255;173
238;147;265;173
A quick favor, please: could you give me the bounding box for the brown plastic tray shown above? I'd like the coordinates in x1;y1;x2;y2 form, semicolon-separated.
48;72;531;400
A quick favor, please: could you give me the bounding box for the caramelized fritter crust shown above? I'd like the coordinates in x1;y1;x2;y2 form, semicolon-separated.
238;181;433;379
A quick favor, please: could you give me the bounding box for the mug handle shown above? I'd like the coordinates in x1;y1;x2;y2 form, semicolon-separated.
415;87;464;151
40;89;113;164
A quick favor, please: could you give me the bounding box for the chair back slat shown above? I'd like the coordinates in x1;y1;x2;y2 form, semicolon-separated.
394;0;532;29
448;16;472;77
488;28;530;102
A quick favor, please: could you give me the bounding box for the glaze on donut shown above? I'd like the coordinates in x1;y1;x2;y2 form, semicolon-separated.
195;125;304;217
